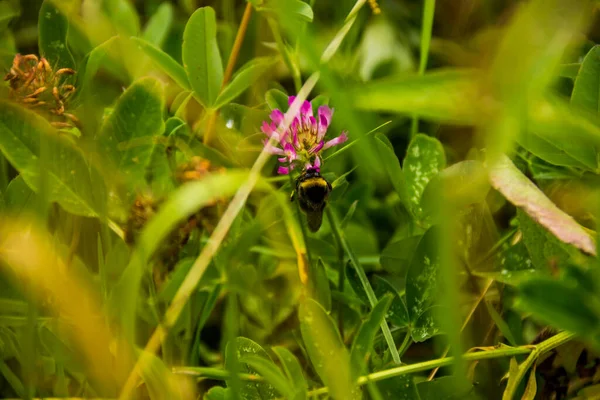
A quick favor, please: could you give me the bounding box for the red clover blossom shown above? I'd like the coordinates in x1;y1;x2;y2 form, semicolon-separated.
261;96;348;174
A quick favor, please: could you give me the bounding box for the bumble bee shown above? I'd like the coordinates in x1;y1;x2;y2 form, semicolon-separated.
291;168;332;232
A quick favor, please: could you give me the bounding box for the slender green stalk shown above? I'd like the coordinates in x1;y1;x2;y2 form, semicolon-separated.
172;366;263;382
397;331;413;358
174;332;573;397
326;204;347;334
502;331;575;400
410;0;436;139
326;207;401;364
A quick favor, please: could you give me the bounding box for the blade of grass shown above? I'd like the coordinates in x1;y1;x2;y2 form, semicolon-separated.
410;0;436;139
326;207;401;364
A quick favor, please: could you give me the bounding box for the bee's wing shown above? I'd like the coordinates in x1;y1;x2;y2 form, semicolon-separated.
306;209;323;233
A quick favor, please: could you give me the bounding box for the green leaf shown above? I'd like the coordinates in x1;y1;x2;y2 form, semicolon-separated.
350;70;480;125
374;133;405;200
239;355;294;399
225;337;277;399
346;267;409;328
518;278;600;334
411;305;443;342
142;2;174;47
571;45;600;115
377;375;420;400
522;366;537;400
403;134;446;219
380;222;424;275
526;96;600;171
260;0;314;23
350;294;393;378
518;131;590;169
309;259;332;311
204;387;232;400
182;7;223;107
517;209;570;271
80;35;130;94
488;155;595;255
0;101;106;217
131;37;190;90
405;226;440;322
103;0;140;36
272;347;308;400
38;0;76;70
99;77;165;191
299;298;358;400
373;276;410;328
265;89;289;111
3;175;35;215
214;57;277;109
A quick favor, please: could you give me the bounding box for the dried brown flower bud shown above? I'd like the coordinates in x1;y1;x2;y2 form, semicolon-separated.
4;54;80;129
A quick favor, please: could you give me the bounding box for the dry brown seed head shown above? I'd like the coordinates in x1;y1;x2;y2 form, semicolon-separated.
55;68;75;76
24;86;47;98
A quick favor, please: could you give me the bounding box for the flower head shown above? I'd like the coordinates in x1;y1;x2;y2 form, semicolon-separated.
4;54;79;129
261;96;348;174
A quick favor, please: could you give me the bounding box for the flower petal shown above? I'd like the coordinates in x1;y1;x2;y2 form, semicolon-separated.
314;155;321;169
301;100;312;116
283;142;297;160
323;131;348;150
317;106;333;141
270;109;284;125
261;121;276;136
309;141;324;154
263;139;284;155
288;95;296;106
277;166;290;175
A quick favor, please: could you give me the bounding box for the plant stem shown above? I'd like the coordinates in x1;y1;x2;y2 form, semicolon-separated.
326;207;401;364
173;332;573;396
397;331;412;358
502;331;575;400
326;207;346;334
172;366;263;382
308;332;572;397
410;0;436;139
203;2;253;145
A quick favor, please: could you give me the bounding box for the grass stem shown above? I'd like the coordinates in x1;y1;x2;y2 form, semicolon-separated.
326;207;401;364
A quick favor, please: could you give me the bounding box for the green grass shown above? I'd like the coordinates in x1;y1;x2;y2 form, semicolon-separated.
0;0;599;399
